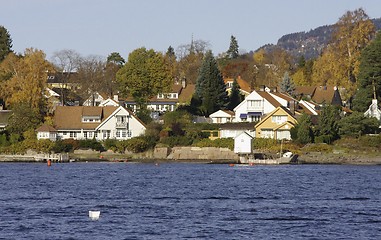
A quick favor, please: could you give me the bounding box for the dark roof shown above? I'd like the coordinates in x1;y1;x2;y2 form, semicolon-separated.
47;72;78;84
257;91;282;107
219;122;256;130
36;124;57;132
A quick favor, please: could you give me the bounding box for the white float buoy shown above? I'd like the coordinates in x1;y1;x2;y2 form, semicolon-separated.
89;210;100;220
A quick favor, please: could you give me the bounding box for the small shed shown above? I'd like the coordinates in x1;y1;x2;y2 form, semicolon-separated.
234;131;253;154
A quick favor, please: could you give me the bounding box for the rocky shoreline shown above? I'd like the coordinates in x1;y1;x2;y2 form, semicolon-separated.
1;147;381;165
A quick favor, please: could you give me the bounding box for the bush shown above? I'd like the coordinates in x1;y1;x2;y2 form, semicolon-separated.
103;139;118;151
160;136;193;147
78;139;104;151
125;137;150;153
192;138;234;150
52;140;76;153
358;135;381;148
253;138;277;150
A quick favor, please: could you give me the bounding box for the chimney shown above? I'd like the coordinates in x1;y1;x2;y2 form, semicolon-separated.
289;100;295;115
259;85;265;92
181;78;186;88
113;95;119;102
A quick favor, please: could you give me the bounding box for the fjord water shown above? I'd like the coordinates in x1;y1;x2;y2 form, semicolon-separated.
0;163;380;240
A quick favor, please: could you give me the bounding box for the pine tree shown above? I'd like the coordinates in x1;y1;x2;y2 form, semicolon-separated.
194;51;229;115
352;31;381;112
296;114;314;144
280;72;295;95
0;26;13;62
226;35;239;59
228;78;243;110
316;105;341;143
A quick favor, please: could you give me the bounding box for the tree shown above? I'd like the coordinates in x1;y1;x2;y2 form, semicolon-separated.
312;8;375;100
227;78;243;110
193;51;229;115
339;111;379;137
107;52;125;66
116;47;171;108
280;72;295;95
75;55;107;105
352;31;381;112
7;102;43;136
295;114;314;144
0;26;12;62
50;49;81;105
316;105;341;143
227;35;239;59
1;48;53;113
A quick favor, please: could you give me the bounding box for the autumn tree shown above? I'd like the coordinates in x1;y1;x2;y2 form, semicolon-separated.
312;8;375;100
0;26;12;62
352;31;381;112
116;47;171;107
1;48;53;112
226;35;239;59
193;51;229;115
176;39;210;84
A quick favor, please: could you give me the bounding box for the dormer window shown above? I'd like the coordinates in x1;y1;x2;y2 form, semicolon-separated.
158;93;164;99
82;116;101;122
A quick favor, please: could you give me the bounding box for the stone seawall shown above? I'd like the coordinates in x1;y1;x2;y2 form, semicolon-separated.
154;147;239;161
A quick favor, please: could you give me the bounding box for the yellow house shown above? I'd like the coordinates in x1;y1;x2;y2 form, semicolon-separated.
255;106;298;140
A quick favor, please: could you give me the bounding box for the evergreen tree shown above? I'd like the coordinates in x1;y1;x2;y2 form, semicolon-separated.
0;26;12;62
316;105;341;144
226;35;239;59
352;31;381;112
107;52;125;66
296;114;314;144
280;72;295;95
227;78;243;110
193;51;229;116
166;46;176;59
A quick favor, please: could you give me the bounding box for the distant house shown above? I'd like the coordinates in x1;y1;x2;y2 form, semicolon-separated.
83;92;109;106
234;87;287;123
294;86;342;106
219;122;256;139
0;110;11;131
47;72;79;90
224;76;252;97
209;110;235;123
51;106;146;141
255;106;298;140
364;98;381;126
36;124;58;141
125;79;196;114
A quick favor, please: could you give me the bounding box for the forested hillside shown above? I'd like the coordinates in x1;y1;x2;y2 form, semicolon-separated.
268;18;381;60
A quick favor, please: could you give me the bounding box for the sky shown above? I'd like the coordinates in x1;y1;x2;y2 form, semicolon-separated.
1;0;381;61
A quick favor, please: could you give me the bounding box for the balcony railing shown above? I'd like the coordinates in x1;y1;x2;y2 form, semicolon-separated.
116;122;128;128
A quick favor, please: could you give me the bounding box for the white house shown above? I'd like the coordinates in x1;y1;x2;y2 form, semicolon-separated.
83;92;108;106
209;110;235;123
219;122;256;139
36;124;58;141
364;98;381;126
234;89;285;123
234;131;253;154
47;105;146;141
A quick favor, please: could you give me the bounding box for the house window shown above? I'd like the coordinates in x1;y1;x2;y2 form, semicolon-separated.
248;100;261;109
69;132;77;138
116;131;121;138
102;130;111;139
272;115;287;124
216;117;222;123
88;132;93;138
84;132;87;139
122;130;127;138
127;130;132;138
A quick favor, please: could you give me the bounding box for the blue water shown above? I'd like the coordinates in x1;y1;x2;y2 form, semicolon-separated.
0;163;381;240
